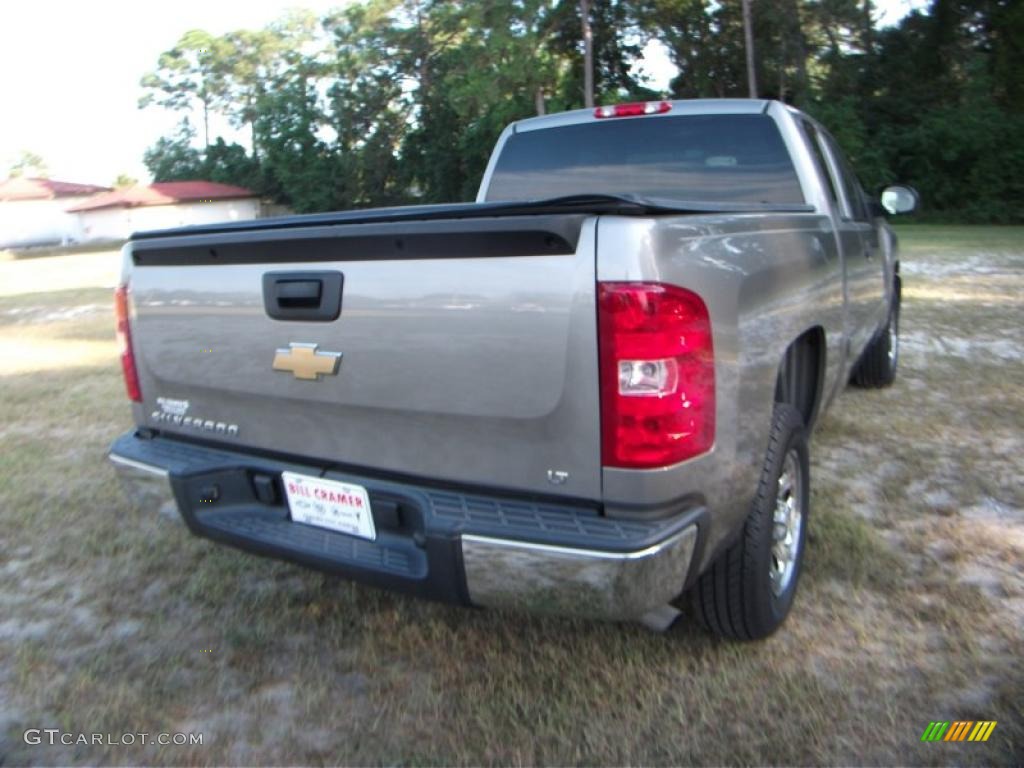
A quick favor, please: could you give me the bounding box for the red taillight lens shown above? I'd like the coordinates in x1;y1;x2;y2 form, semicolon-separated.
594;101;672;119
598;282;715;468
114;284;142;402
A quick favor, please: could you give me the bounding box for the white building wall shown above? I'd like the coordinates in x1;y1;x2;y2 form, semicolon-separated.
76;208;132;242
77;199;260;242
0;197;90;247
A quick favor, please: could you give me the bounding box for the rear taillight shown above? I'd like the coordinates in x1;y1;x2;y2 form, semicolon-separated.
598;282;715;468
594;101;672;119
114;284;142;402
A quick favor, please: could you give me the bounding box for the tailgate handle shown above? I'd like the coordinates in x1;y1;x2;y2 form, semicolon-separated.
263;271;343;321
276;280;321;307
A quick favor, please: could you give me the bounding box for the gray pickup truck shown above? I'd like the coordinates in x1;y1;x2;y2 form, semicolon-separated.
109;99;916;639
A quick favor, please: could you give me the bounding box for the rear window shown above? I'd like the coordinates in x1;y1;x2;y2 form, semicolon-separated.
485;114;804;205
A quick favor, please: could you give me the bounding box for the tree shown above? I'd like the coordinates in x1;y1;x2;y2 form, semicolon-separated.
742;0;757;97
581;0;595;107
8;150;48;178
139;30;234;147
254;70;337;212
637;0;748;98
143;119;203;181
400;0;584;201
113;174;138;188
201;139;262;190
219;28;281;157
322;0;410;205
133;0;1022;222
221;12;319;157
990;0;1024;112
549;0;649;105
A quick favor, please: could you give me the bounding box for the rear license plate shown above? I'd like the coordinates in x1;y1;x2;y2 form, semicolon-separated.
281;471;376;541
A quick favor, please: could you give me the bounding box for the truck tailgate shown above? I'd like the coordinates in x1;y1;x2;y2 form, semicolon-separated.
125;216;601;499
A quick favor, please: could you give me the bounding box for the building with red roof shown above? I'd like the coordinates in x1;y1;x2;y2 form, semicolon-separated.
0;177;110;202
69;181;262;242
0;177;112;248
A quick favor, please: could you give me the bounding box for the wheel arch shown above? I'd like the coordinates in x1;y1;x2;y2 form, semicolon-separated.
773;326;826;432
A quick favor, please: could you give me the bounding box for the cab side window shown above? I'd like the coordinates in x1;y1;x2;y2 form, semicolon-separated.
821;131;869;222
801;120;840;211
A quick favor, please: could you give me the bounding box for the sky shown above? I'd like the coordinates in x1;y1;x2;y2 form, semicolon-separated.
0;0;929;186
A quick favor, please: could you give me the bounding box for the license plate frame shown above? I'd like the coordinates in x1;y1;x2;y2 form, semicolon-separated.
281;471;376;541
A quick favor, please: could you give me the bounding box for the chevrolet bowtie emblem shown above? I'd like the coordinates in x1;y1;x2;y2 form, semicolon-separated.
272;343;342;380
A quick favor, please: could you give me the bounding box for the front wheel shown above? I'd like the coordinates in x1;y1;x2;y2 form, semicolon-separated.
691;404;810;640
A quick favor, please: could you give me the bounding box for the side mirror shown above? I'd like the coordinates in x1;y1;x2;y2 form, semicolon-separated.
880;185;918;215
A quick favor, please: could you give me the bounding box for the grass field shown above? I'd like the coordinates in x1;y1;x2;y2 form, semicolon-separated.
0;226;1021;765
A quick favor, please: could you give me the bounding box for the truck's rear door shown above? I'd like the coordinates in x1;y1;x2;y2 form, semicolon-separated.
125;215;601;500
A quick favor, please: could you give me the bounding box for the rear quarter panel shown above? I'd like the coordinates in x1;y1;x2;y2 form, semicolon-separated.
597;213;844;571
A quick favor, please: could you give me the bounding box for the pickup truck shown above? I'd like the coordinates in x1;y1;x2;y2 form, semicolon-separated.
108;99;917;639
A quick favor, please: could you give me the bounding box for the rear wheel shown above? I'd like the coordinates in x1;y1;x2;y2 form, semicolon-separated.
852;274;901;388
692;404;809;640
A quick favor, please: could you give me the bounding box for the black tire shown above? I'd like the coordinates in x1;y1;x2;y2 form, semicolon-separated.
851;274;901;388
692;404;810;641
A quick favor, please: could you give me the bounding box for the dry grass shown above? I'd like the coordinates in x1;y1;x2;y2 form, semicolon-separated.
0;240;126;263
0;226;1021;765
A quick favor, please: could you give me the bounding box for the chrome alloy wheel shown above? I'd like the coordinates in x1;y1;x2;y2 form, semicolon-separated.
770;449;804;597
888;307;899;367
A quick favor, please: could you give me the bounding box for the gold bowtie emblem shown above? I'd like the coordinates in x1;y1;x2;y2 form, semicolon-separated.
272;343;342;380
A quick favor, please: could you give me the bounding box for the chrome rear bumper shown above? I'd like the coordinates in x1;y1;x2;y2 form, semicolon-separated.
461;527;697;622
108;453;178;518
109;437;699;626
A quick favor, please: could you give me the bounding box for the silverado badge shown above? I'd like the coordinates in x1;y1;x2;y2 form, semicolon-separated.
272;343;342;381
